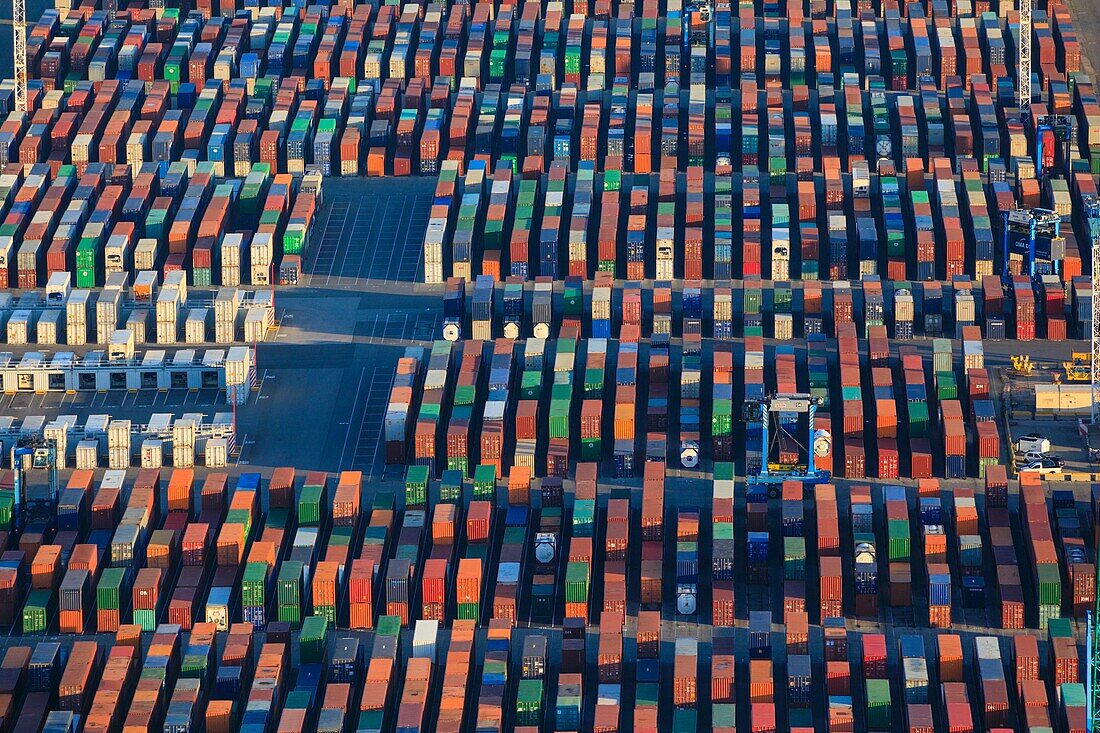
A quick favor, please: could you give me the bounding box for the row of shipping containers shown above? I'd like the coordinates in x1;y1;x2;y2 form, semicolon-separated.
16;2;1100;176
0;160;320;290
422;158;1100;285
438;271;1095;342
0;461;1092;731
8;0;1100;296
381;331;1004;483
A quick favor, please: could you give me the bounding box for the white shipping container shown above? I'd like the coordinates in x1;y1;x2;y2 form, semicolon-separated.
771;256;790;282
134;239;159;271
96;289;122;344
127;310;148;344
185;309;209;344
384;405;409;442
513;440;536;469
205;591;230;631
251;233;274;267
173;419;196;448
243;307;268;343
412;619;439;660
173;442;195;468
108;419;131;448
424;262;443;285
251;263;272;286
222;233;244;267
214;288;241;322
108;330;136;362
141;439;163;468
215;318;236;344
774;313;794;340
66;290;90;345
205;437;228;467
75;439;99;470
224;346;253;387
156;320;178;344
472;320;492;341
126;130;147;168
44;422;68;469
155;288;180;323
6;310;31;345
36;309;60;345
222;265;241;287
104;272;128;291
104;235;131;274
714;292;732;321
164;270;187;303
895;290;914;322
46;272;71;304
956;292;976;323
109;446;130;470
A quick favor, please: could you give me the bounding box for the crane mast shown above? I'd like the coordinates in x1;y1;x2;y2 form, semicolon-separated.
1018;0;1031;114
13;0;26;113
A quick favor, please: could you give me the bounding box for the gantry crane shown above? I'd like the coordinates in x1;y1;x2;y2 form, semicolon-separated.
1018;0;1030;114
13;0;26;112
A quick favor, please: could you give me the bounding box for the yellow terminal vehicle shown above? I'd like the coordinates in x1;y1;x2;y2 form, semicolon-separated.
1062;352;1092;382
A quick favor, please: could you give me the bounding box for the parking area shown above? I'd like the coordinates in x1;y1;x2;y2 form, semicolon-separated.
1004;414;1097;476
307;179;434;288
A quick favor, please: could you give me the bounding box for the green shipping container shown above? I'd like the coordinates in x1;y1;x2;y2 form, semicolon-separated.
0;492;15;529
405;465;429;507
298;483;325;526
865;679;892;730
241;563;268;607
549;400;570;439
278;561;305;606
1048;617;1073;638
377;615;401;638
457;602;479;621
636;683;659;707
181;653;208;679
22;589;50;634
784;537;806;580
521;371;542;400
935;372;957;400
98;568;127;610
744;287;762;314
1061;683;1086;709
446;457;468;478
358;710;384;732
573;500;594;536
301;615;329;662
673;708;698;733
473;464;495;499
453;384;476;406
565;562;589;603
134;608;157;631
1036;563;1062;605
580;437;601;461
908;402;930;438
277;604;301;626
225;508;253;538
713;704;736;728
439;471;463;503
516;679;543;726
712;400;733;436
